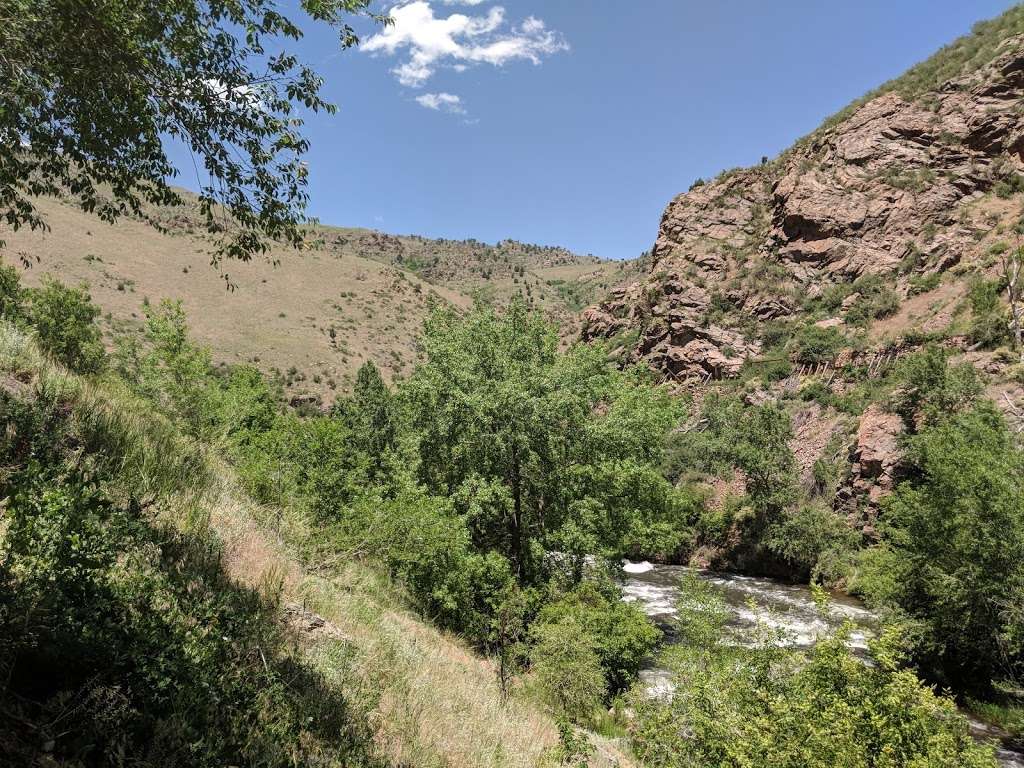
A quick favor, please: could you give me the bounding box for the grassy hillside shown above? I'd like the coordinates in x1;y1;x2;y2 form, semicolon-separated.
135;189;645;327
1;196;470;401
0;318;635;768
0;194;641;402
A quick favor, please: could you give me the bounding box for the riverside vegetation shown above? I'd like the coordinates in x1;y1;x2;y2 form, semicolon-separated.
1;264;1018;767
3;1;1024;766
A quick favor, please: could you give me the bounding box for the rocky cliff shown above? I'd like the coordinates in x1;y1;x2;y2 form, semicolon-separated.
583;29;1024;384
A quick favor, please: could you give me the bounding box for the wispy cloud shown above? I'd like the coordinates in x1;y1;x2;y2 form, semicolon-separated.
415;92;466;113
363;2;568;88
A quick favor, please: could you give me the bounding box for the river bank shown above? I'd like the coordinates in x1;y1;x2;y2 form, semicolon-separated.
620;561;1024;767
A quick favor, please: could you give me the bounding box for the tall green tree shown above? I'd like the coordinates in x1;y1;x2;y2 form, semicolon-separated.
859;403;1024;693
402;300;690;580
0;0;385;262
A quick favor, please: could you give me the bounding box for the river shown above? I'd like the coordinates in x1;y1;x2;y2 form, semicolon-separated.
620;560;1024;767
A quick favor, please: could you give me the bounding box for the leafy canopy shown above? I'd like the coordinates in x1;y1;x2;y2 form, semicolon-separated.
403;299;692;580
0;0;385;262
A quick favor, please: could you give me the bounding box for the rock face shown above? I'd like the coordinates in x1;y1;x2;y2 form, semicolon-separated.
839;405;906;532
582;37;1024;382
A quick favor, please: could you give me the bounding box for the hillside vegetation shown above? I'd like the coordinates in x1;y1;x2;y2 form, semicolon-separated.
0;194;641;404
4;2;1024;767
0;259;1009;767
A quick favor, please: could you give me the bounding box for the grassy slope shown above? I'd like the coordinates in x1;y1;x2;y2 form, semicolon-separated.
0;195;642;401
314;224;648;335
0;320;634;768
1;196;472;400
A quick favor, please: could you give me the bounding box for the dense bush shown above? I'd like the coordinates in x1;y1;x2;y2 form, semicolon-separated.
0;267;106;374
23;278;106;374
766;502;860;585
534;580;661;696
890;346;982;430
530;616;607;724
967;277;1010;348
0;336;377;767
0;471;374;768
791;324;846;364
858;402;1024;693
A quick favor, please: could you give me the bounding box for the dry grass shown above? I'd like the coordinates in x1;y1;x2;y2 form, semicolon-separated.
199;468;633;768
0;196;641;402
1;197;471;401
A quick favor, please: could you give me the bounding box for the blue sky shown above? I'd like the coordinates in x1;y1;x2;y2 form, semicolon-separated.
179;0;1021;260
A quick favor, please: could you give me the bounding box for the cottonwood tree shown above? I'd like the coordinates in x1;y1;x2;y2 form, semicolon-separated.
403;299;690;581
0;0;385;265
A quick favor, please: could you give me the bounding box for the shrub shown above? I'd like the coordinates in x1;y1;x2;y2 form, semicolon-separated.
530;616;607;724
791;324;845;364
24;278;105;373
630;577;998;768
967;277;1010;348
908;272;941;295
891;347;982;430
0;261;24;320
765;502;859;585
535;581;660;695
0;469;375;767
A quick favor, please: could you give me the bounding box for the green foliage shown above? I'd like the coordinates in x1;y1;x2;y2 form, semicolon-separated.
339;483;516;646
0;261;24;319
858;403;1024;693
535;581;661;695
1;0;383;261
664;397;797;569
630;578;998;768
23;277;105;373
0;341;376;768
908;272;941;295
530;616;607;723
890;347;982;430
403;299;690;578
731;404;797;517
967;277;1010;348
332;361;398;484
117;299;220;434
792;324;846;364
766;502;859;585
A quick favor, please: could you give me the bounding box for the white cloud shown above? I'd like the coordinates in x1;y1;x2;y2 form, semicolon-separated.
363;2;567;87
415;92;466;113
442;0;487;4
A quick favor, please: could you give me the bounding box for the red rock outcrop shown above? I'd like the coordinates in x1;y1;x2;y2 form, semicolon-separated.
839;405;906;532
582;37;1024;381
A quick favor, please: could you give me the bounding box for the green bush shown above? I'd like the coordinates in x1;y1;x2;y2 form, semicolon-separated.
890;347;982;430
765;502;859;585
530;616;607;724
0;469;376;768
24;278;105;373
908;272;941;296
535;581;660;695
0;261;24;320
967;277;1010;348
791;324;845;364
858;403;1024;693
